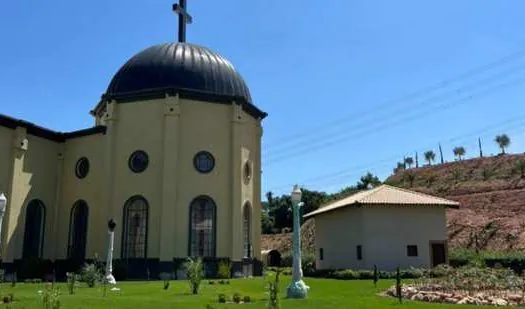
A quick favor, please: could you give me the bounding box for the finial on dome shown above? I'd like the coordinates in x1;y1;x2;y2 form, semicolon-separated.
172;0;193;43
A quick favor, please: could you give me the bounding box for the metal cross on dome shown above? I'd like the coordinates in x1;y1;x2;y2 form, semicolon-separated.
172;0;193;43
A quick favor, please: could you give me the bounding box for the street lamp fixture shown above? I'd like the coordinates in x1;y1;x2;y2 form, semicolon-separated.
0;193;6;249
287;185;309;299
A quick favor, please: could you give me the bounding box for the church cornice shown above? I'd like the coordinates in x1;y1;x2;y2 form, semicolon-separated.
97;87;268;120
0;113;106;143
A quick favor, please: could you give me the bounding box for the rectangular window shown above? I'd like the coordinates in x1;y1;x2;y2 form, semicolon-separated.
356;245;362;260
319;248;324;260
407;245;418;257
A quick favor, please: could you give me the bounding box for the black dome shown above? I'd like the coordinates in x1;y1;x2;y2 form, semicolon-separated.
104;42;254;106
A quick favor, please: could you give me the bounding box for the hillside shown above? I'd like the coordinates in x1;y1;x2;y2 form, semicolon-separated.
261;153;525;254
385;153;525;251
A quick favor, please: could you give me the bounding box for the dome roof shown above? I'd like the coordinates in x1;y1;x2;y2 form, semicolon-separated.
101;42;266;119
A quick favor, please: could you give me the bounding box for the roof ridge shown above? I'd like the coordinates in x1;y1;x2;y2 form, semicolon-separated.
380;184;458;204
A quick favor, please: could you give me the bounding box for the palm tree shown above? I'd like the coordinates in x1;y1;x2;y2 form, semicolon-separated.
494;134;510;154
404;157;414;168
424;150;436;165
453;146;466;160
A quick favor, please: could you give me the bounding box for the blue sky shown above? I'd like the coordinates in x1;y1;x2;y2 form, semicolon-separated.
1;1;524;197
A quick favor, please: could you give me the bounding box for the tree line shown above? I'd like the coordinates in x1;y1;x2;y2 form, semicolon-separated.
394;134;512;173
262;172;381;234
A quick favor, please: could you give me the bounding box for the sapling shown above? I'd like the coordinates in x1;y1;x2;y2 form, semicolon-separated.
395;267;402;303
373;265;379;287
184;257;203;295
267;269;281;309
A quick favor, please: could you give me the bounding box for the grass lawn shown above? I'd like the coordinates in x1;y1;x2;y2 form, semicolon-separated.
0;276;485;308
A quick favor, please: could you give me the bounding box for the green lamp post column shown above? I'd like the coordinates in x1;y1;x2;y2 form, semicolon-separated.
287;185;309;299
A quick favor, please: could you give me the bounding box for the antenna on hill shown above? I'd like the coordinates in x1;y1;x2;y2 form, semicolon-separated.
439;143;444;164
479;137;484;158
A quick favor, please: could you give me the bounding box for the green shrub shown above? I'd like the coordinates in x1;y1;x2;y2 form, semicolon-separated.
80;263;101;288
218;293;227;303
184;257;203;295
217;260;231;279
243;295;251;303
280;250;317;273
2;296;10;304
232;292;242;303
208;280;216;285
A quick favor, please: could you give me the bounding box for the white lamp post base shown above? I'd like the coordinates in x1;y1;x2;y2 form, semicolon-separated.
287;279;309;299
106;273;116;285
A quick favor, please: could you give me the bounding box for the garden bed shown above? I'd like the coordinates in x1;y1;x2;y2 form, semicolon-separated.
385;265;525;306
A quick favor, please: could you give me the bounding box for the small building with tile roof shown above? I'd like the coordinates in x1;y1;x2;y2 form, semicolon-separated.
303;184;459;271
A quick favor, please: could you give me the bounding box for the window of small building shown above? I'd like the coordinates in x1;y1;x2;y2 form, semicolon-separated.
319;248;324;260
128;150;149;173
75;157;90;179
356;245;362;260
407;245;418;257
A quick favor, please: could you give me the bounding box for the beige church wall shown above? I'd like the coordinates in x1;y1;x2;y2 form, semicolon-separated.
314;207;365;270
108;99;165;260
3;132;60;262
238;110;263;260
0;126;13;195
361;205;447;271
56;134;105;260
177;99;234;259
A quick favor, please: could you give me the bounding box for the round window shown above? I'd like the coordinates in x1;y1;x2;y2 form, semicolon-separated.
194;151;215;173
75;157;90;179
243;161;252;184
129;150;149;173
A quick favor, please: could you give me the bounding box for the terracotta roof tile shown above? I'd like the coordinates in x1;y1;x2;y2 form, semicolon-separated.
303;184;459;218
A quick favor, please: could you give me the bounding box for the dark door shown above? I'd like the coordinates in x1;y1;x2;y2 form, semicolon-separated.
431;243;446;267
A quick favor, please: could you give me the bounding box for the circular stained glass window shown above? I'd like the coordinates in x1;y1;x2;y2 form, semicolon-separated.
75;157;90;179
129;150;149;173
243;161;252;184
194;151;215;173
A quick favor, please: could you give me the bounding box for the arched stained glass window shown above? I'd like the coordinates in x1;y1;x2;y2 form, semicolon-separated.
243;202;252;258
122;196;148;259
22;199;45;259
68;200;89;260
189;196;216;257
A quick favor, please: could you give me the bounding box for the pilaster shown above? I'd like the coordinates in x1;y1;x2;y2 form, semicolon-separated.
253;123;263;260
3;127;28;262
51;145;64;260
230;102;243;260
160;94;182;260
102;101;119;256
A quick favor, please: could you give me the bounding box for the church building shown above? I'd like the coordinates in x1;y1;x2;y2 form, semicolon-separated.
0;2;266;279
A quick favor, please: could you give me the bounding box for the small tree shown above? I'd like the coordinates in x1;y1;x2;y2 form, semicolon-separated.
404;157;414;168
515;159;525;178
495;134;510;154
373;265;379;287
403;172;416;187
453;146;466;160
424;151;436;165
425;175;436;188
395;267;402;303
184;257;203;295
267;269;281;309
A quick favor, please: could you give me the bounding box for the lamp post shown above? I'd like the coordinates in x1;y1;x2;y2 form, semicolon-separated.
0;193;6;253
287;185;309;299
105;219;117;285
